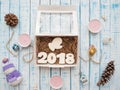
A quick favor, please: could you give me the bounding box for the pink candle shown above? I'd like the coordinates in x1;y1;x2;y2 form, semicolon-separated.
50;76;63;89
18;34;31;47
88;19;102;33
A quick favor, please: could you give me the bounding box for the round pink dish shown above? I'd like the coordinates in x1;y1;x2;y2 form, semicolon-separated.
18;34;31;47
50;76;63;89
88;19;102;33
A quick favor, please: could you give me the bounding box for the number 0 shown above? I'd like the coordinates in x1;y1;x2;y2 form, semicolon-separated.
47;53;56;64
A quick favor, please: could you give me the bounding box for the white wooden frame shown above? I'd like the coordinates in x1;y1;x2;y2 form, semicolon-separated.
34;5;79;67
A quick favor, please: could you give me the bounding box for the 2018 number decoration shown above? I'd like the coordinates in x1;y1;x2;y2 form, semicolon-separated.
37;52;75;64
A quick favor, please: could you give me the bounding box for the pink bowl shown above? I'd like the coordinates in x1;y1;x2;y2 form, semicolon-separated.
88;19;102;33
18;34;31;47
50;76;63;89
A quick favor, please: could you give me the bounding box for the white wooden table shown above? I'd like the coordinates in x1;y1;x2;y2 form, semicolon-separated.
0;0;120;90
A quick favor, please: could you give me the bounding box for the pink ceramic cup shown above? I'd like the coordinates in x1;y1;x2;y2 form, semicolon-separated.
50;76;63;89
18;33;31;47
88;19;102;33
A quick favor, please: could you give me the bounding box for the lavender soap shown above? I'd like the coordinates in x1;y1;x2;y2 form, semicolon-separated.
2;58;23;87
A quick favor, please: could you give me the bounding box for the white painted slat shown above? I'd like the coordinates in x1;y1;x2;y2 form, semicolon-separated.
71;0;80;6
60;10;71;90
109;0;120;90
0;0;10;90
50;0;61;90
70;0;81;90
60;0;71;90
9;0;20;90
89;0;100;90
76;0;90;89
30;0;39;90
19;0;30;90
99;0;111;90
40;0;51;90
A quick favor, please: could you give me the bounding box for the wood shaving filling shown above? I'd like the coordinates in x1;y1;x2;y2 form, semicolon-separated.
36;36;78;64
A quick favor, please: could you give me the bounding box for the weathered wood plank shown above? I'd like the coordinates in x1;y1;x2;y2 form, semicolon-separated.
60;0;72;90
0;0;10;90
49;0;61;90
9;0;20;90
60;14;71;90
99;0;111;90
29;0;39;90
109;0;120;90
78;0;90;89
50;0;61;66
40;0;51;90
89;0;100;90
67;0;80;90
19;0;30;90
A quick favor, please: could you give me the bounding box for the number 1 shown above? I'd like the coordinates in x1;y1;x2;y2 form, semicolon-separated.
57;53;65;64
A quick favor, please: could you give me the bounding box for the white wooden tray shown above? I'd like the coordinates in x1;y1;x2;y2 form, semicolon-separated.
34;5;79;68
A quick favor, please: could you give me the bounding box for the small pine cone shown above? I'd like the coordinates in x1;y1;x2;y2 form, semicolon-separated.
5;13;18;27
97;61;115;86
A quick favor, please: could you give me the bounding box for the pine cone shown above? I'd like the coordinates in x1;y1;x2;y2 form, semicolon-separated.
5;13;18;27
97;61;115;86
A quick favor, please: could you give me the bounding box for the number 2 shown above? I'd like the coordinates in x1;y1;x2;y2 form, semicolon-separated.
38;52;47;63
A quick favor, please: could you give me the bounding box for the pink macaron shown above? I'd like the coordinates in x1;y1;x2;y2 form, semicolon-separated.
88;19;102;33
50;76;63;89
18;33;31;47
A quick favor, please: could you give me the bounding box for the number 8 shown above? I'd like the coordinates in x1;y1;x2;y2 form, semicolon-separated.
66;53;75;64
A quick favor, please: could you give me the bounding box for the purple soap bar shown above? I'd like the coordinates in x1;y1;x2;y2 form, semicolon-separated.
6;70;21;83
3;63;14;71
9;77;17;83
2;58;23;86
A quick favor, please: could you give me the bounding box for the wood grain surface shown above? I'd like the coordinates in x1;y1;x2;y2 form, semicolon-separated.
0;0;120;90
